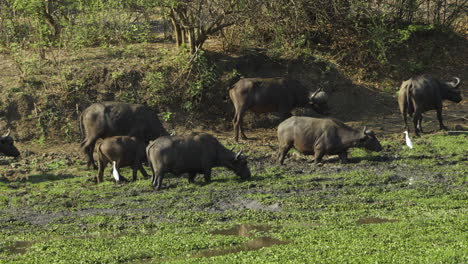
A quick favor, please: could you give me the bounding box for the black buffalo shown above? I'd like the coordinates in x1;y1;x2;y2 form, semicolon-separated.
80;102;168;169
229;77;329;141
398;74;462;136
146;132;251;190
277;117;382;164
0;130;20;158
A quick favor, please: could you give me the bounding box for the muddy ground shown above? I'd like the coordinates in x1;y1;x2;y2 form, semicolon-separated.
0;96;467;263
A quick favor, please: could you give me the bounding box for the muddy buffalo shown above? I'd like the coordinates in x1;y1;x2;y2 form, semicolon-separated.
0;130;20;158
96;136;148;183
146;132;251;190
398;74;462;136
80;102;169;169
229;77;329;141
277;117;382;164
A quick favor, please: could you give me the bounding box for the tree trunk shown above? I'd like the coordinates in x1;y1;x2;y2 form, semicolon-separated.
42;2;60;39
170;11;182;46
188;28;196;53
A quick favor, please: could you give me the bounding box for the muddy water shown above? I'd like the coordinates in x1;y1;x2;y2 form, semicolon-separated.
357;217;399;225
192;224;288;258
211;224;272;237
196;236;288;258
6;241;34;254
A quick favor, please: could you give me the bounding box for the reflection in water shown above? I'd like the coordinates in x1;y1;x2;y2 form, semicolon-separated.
194;224;289;258
7;241;34;254
197;237;288;258
357;217;399;225
210;224;272;237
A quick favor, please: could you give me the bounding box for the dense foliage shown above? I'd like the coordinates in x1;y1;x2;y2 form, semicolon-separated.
0;0;466;140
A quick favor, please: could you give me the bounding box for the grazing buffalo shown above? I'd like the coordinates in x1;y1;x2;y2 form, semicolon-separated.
277;116;382;164
96;136;148;183
146;132;251;190
229;77;329;141
398;74;462;136
0;130;20;158
80;102;169;169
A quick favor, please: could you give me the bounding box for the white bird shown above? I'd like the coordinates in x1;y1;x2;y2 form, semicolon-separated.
404;131;413;149
112;161;120;182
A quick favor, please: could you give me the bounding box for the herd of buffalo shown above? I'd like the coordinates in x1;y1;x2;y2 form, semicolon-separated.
0;74;463;190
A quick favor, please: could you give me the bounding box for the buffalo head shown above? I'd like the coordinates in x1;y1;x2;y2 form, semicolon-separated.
227;151;251;179
0;130;20;157
308;88;330;115
357;127;382;152
444;77;462;103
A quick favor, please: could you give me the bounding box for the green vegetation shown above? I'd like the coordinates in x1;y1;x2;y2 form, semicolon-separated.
0;2;466;261
1;0;466;141
0;133;466;263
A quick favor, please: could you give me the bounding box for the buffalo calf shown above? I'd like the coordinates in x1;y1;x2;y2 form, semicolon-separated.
146;132;251;190
96;136;148;183
277;117;382;164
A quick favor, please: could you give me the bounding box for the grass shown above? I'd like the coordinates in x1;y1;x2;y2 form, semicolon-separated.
0;133;467;263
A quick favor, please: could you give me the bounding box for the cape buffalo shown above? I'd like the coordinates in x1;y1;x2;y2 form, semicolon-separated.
146;132;251;190
229;77;329;141
96;136;148;183
0;130;20;158
398;74;462;136
277;117;382;164
80;102;169;169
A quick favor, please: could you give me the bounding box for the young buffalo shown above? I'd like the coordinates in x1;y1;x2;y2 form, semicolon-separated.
277;117;382;164
146;132;251;190
96;136;148;183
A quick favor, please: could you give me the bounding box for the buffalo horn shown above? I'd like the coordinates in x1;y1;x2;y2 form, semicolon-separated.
453;77;461;88
309;87;322;100
3;129;10;138
235;150;243;160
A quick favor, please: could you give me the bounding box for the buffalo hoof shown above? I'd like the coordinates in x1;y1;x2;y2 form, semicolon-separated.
116;176;129;183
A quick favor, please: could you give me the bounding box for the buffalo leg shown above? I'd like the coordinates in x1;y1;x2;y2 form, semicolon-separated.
417;116;424;133
338;152;349;163
239;116;248;140
402;113;409;132
152;170;163;191
314;149;325;164
233;105;249;141
138;163;149;179
203;169;212;183
232;112;239;142
114;161;128;182
188;173;196;183
436;108;447;130
97;159;107;183
81;138;98;170
413;110;422;136
277;144;292;165
132;166;138;182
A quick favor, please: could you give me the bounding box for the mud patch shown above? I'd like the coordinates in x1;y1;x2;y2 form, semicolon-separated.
6;241;34;254
197;224;288;258
211;224;272;237
196;236;288;258
214;199;281;212
357;217;399;225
